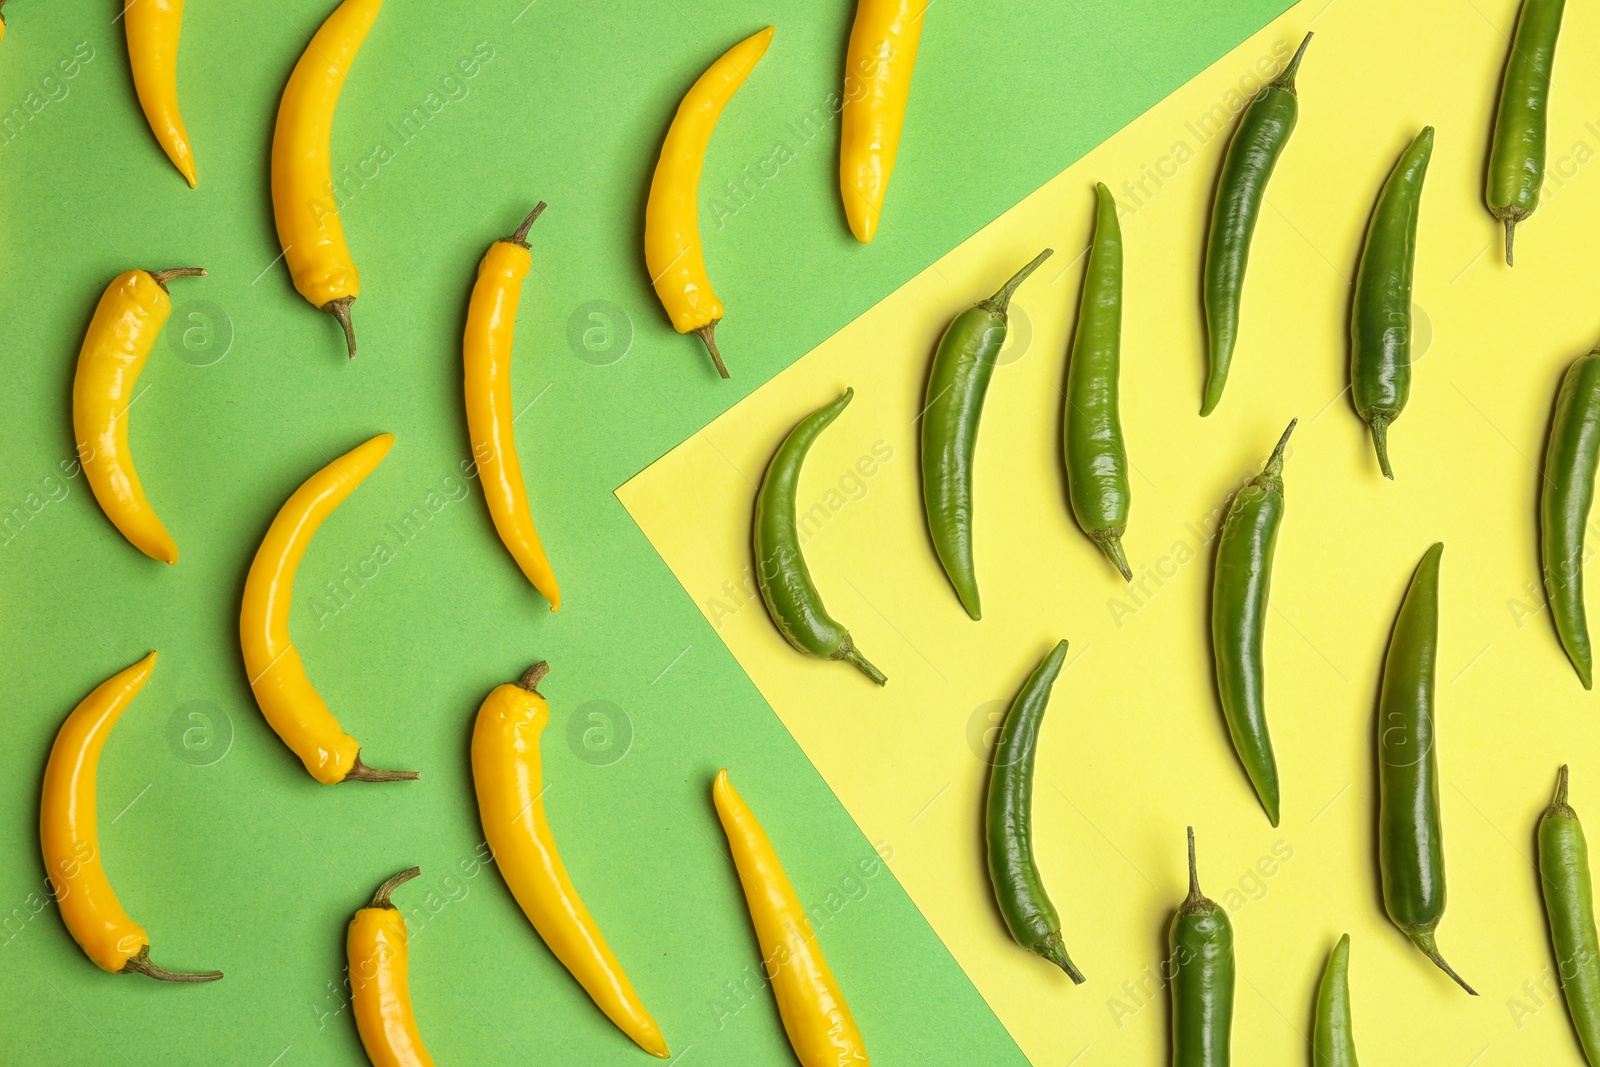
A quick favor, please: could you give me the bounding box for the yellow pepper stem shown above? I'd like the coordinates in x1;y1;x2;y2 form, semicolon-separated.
121;945;222;983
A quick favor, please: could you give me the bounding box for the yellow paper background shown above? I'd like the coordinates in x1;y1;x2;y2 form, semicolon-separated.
619;0;1600;1061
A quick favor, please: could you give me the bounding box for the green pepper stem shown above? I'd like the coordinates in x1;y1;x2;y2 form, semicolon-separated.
1504;217;1516;267
1409;928;1477;996
980;248;1053;317
1557;764;1571;807
1038;931;1086;984
1094;532;1132;582
1369;418;1394;479
1263;418;1297;477
1274;32;1313;92
840;638;887;687
1185;826;1202;901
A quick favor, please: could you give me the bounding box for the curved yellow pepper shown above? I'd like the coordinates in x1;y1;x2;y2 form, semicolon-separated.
72;267;205;565
471;663;669;1059
462;204;560;610
240;433;418;785
644;26;774;380
271;0;382;359
42;652;223;982
125;0;196;186
839;0;926;243
713;769;868;1066
349;867;434;1067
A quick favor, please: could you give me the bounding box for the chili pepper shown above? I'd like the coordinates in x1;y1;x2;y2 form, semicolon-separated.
72;267;205;564
1377;542;1475;994
463;203;560;611
1065;184;1131;580
1487;0;1565;265
1351;127;1433;479
923;249;1052;619
349;866;434;1067
985;640;1084;981
1210;419;1296;827
240;433;419;785
1541;350;1600;689
644;26;774;379
754;388;885;685
472;663;669;1058
1313;934;1358;1067
125;0;196;186
712;769;868;1066
1170;827;1232;1067
838;0;926;243
271;0;382;359
1201;33;1311;417
1539;766;1600;1064
42;652;222;982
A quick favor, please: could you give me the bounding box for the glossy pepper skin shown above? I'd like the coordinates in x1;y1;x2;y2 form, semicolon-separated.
1487;0;1565;265
754;388;885;685
463;204;560;610
271;0;382;359
1170;828;1232;1067
1540;351;1600;689
1313;934;1358;1067
349;867;434;1067
922;249;1052;619
72;268;205;564
1210;420;1295;827
240;434;419;785
985;640;1084;981
1064;184;1131;580
713;769;868;1067
472;664;669;1059
125;0;196;186
1377;543;1475;994
1201;34;1310;417
838;0;926;242
1351;127;1433;479
1539;766;1600;1065
644;27;773;378
42;653;222;983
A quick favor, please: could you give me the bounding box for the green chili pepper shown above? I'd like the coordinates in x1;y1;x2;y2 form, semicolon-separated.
1064;184;1132;581
1210;419;1296;828
1487;0;1566;266
1313;934;1358;1067
1170;826;1232;1067
1351;127;1433;480
1538;765;1600;1064
922;249;1053;619
1201;33;1312;418
984;639;1084;982
1377;542;1475;995
753;388;885;685
1540;351;1600;690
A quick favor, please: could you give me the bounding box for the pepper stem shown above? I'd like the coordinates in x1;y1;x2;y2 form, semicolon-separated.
517;661;550;694
367;866;421;910
121;945;222;983
1093;531;1132;582
1037;930;1086;984
1185;826;1203;901
1504;218;1516;267
344;755;420;782
839;637;887;687
323;297;357;359
1263;418;1297;476
1557;764;1571;807
980;248;1054;317
148;267;207;291
1408;928;1477;995
1369;418;1394;479
1274;32;1313;91
507;202;547;248
695;322;730;379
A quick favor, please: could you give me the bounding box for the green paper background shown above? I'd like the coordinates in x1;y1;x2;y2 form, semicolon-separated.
0;1;1286;1062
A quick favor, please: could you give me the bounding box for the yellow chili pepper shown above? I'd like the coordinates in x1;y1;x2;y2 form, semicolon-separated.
644;26;774;379
839;0;926;243
712;769;868;1066
471;663;669;1059
271;0;382;359
42;652;223;983
349;866;434;1067
240;433;419;785
462;203;560;610
72;267;205;565
124;0;196;186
